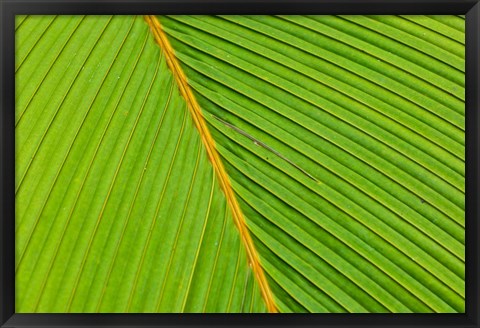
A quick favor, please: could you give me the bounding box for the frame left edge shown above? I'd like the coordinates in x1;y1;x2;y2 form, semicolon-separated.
1;1;16;326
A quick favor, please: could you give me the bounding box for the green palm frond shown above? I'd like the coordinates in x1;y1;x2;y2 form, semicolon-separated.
15;14;465;313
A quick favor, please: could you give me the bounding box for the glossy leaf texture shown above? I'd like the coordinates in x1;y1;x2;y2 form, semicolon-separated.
15;15;266;313
158;15;465;313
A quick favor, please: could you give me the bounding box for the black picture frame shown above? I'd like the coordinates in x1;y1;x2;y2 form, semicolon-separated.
1;0;479;327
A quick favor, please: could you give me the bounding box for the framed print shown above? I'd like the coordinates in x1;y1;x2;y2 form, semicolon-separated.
1;0;479;327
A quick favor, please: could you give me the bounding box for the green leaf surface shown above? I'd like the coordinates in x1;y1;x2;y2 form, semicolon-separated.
16;13;465;314
15;15;266;313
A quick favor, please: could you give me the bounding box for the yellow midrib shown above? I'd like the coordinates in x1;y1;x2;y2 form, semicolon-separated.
144;15;278;313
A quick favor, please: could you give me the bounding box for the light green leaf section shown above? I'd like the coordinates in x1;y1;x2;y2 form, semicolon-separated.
15;15;267;313
159;15;465;313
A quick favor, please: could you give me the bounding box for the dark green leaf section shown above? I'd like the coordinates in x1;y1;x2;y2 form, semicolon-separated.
159;15;465;313
15;15;266;313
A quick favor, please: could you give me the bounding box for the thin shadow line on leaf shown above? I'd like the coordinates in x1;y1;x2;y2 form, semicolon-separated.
211;114;319;183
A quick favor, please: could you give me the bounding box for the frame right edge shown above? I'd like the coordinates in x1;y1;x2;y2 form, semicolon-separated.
466;1;480;327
